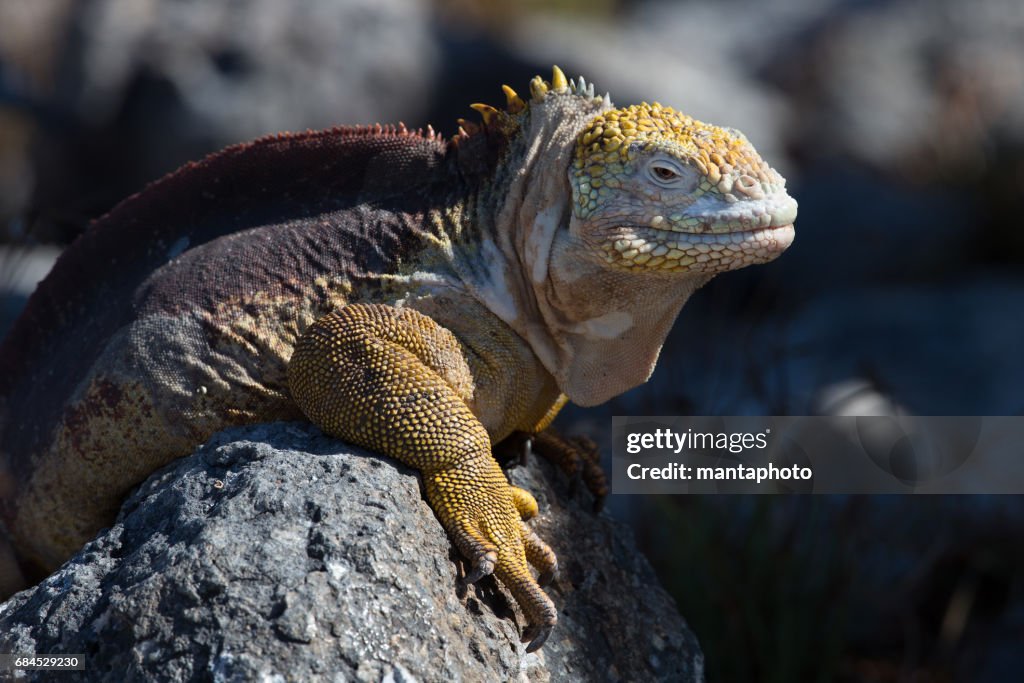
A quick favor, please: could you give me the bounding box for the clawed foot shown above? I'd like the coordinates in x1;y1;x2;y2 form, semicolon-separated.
445;428;605;649
429;467;558;651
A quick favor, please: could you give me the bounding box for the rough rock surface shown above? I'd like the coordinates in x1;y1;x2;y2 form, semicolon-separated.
0;423;702;682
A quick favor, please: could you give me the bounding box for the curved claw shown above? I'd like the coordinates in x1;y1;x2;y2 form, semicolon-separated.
491;431;533;468
464;550;497;584
520;436;532;467
522;623;553;653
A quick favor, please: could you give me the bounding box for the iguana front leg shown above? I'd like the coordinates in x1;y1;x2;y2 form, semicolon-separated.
288;303;558;651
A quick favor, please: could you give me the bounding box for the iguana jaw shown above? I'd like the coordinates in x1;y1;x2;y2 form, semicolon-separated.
590;193;797;274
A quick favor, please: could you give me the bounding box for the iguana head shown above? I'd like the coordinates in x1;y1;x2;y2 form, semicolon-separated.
458;68;796;407
570;102;796;274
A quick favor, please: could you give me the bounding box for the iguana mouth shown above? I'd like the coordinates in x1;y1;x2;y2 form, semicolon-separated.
604;223;795;272
646;192;799;236
659;222;795;238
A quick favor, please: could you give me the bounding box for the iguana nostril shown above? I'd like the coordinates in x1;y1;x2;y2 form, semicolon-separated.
734;175;763;198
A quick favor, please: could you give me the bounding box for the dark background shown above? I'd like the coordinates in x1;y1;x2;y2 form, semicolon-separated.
1;1;1021;680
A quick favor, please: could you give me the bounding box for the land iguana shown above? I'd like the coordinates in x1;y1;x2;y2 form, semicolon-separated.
0;67;796;650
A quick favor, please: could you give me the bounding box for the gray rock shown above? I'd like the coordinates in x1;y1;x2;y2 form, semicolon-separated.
0;423;702;682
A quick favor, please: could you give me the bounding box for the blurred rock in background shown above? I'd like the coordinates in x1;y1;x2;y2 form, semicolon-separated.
6;0;442;245
0;0;72;238
1;0;1022;681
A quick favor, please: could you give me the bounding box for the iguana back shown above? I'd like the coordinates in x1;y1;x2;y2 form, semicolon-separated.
0;126;461;575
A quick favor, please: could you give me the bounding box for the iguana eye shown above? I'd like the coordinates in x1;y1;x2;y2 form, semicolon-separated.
647;160;691;188
651;166;678;181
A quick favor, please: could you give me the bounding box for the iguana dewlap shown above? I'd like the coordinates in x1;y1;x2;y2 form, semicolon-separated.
0;68;795;651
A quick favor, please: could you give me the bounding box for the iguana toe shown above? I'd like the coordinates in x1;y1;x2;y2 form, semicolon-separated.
485;519;557;650
464;549;498;584
509;485;539;520
520;520;557;586
451;517;499;583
